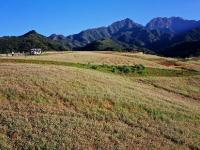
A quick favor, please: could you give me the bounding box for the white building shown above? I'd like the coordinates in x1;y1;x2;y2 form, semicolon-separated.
30;48;42;55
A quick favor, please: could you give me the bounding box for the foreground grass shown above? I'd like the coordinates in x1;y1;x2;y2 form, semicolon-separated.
0;63;200;149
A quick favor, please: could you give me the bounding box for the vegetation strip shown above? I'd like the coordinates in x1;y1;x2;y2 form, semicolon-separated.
0;58;199;77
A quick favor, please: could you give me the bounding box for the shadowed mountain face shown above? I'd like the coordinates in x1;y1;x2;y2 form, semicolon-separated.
77;39;124;51
162;28;200;57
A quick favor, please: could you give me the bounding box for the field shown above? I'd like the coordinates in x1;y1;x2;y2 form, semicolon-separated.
0;51;200;149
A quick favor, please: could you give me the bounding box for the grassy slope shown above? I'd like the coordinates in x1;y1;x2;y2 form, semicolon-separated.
7;51;200;71
0;58;199;77
5;51;170;68
0;52;200;149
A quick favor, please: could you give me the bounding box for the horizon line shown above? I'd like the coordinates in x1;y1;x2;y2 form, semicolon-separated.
0;16;199;37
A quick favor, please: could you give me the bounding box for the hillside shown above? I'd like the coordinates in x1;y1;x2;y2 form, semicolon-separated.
0;51;200;149
77;39;124;51
0;30;67;53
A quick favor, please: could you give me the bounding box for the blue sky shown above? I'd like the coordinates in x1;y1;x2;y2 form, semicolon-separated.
0;0;200;36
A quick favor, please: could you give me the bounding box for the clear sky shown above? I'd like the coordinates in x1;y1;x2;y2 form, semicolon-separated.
0;0;200;36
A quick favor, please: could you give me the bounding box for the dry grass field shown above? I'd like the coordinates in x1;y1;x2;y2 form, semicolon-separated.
5;51;181;68
0;51;200;149
6;51;200;71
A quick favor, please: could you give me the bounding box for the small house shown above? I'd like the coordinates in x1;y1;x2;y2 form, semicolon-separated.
30;48;42;55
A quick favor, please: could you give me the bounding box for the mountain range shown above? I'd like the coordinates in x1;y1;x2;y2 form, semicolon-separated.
1;17;200;57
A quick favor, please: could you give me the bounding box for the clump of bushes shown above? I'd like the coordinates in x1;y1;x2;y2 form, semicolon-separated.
111;64;145;74
88;63;145;74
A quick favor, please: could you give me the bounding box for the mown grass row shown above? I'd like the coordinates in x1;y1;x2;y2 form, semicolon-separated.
0;58;199;77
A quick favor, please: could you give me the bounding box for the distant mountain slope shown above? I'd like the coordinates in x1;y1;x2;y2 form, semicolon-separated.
146;17;200;34
49;18;144;48
66;27;110;48
78;38;155;54
162;41;200;57
0;30;67;53
161;28;200;57
77;39;124;51
49;34;66;41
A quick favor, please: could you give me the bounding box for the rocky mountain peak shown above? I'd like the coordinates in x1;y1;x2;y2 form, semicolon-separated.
146;17;200;34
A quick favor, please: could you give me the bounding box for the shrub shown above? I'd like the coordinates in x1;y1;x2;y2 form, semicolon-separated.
122;66;132;73
131;66;136;72
111;66;118;73
135;64;145;71
91;65;98;70
117;66;132;74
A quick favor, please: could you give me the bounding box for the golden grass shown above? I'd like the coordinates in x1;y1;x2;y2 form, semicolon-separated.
6;51;200;73
6;51;175;69
0;62;200;149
